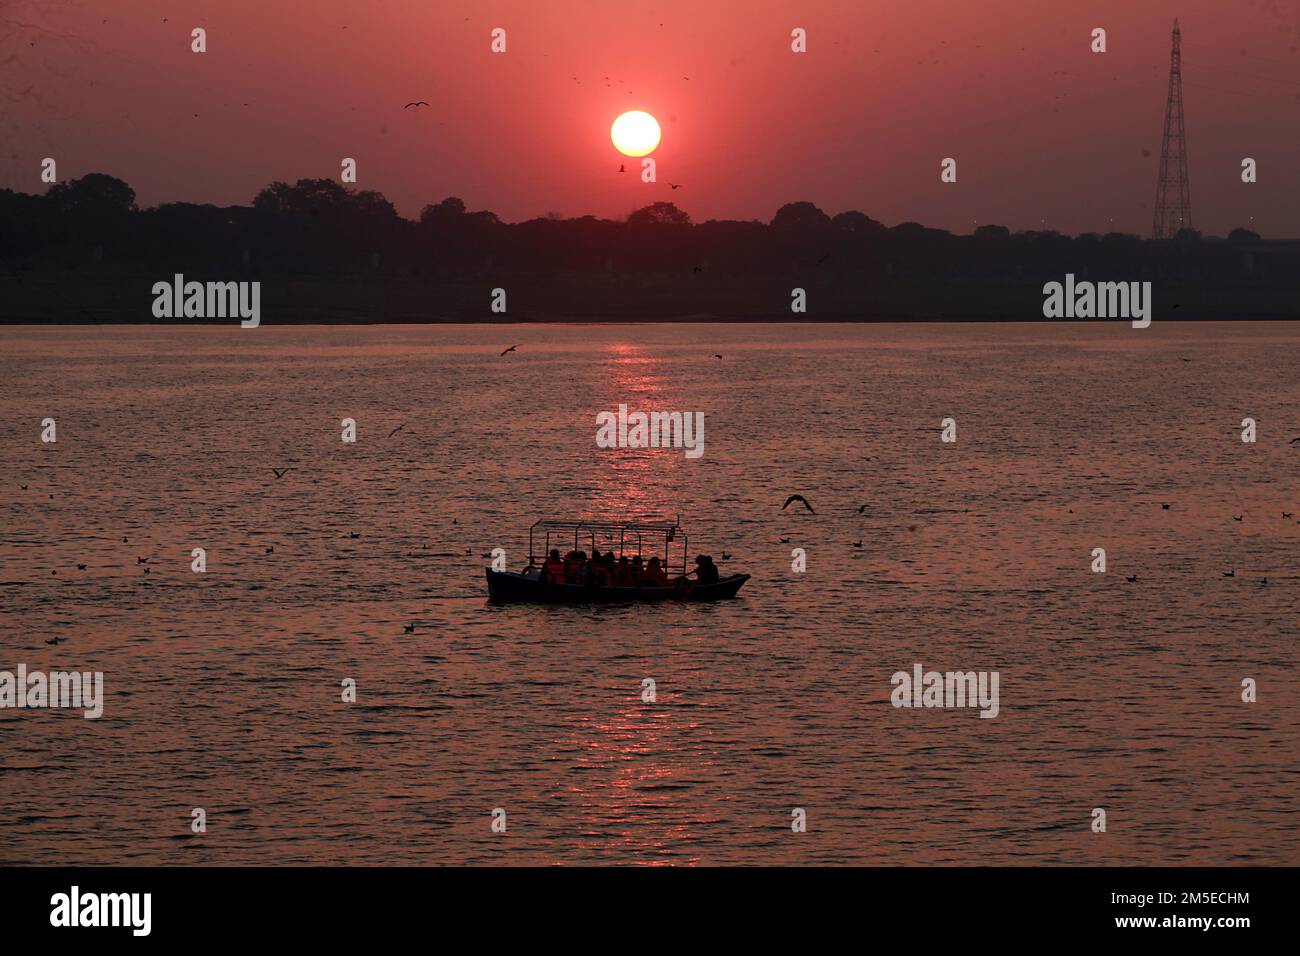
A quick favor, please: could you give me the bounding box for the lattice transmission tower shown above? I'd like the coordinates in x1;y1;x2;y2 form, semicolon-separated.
1153;19;1192;239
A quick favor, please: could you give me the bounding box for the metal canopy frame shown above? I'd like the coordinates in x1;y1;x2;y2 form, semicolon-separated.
528;518;688;576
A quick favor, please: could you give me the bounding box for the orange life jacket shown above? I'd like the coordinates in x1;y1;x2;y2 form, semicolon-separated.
543;558;566;582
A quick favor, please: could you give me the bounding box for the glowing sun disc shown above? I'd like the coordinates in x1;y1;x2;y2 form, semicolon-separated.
611;110;661;157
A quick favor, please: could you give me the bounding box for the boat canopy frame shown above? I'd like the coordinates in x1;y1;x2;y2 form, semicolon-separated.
528;518;688;576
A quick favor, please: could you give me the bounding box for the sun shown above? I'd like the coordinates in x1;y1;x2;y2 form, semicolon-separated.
611;110;661;157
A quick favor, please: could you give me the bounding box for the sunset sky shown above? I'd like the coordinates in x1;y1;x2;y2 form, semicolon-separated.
2;0;1298;236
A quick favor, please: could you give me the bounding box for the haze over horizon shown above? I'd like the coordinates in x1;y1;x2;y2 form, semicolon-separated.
2;0;1298;237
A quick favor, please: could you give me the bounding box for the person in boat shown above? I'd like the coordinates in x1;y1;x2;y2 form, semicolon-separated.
615;554;632;587
643;556;669;587
630;555;645;586
541;548;566;585
692;554;720;584
563;550;587;584
585;549;607;587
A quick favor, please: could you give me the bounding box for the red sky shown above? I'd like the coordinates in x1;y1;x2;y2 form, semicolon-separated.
2;0;1298;236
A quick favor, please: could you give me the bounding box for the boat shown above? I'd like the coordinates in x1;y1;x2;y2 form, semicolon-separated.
485;518;750;604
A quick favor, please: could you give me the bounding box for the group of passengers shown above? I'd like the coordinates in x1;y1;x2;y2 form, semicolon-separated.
539;548;670;588
532;549;720;588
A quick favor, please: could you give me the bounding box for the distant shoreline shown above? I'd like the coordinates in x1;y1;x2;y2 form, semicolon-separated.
5;315;1300;325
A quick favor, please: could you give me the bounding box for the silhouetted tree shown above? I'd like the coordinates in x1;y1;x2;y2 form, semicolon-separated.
44;173;136;216
627;202;690;226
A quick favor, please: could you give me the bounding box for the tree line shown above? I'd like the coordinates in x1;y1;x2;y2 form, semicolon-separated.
0;173;1280;282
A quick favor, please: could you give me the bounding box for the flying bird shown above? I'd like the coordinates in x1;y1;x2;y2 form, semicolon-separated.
1232;515;1243;522
403;101;429;109
668;183;682;190
500;344;518;356
404;623;416;634
1223;569;1236;577
714;354;722;360
779;536;791;544
76;564;86;570
272;468;291;479
264;546;274;554
1284;512;1294;519
782;495;815;513
45;637;63;645
1161;503;1171;510
1126;574;1138;582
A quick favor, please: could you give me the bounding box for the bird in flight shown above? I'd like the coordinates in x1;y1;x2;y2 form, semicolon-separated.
668;182;682;190
779;536;791;544
500;344;518;356
714;354;722;360
76;564;86;570
404;623;416;634
1232;515;1243;522
1126;574;1138;582
271;467;291;479
1161;503;1171;510
388;424;406;438
45;637;63;645
403;101;429;109
782;495;815;513
1284;512;1294;519
1290;437;1300;444
1223;568;1236;577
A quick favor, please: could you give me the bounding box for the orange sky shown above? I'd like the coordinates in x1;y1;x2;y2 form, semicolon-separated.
2;0;1298;236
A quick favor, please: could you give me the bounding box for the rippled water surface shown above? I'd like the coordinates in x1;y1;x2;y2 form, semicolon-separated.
1;322;1297;865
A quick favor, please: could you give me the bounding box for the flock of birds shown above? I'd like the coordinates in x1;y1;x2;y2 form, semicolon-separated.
778;490;1294;585
17;344;1297;643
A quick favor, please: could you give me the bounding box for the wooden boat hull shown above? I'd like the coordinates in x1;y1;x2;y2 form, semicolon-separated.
486;569;749;604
